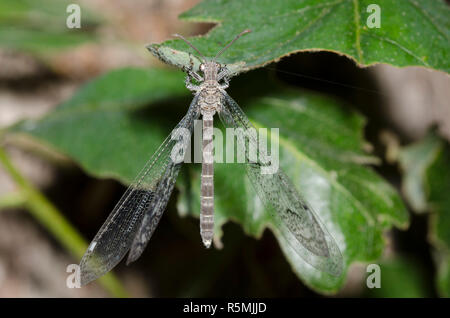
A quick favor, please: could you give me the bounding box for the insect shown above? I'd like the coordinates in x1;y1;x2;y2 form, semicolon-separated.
79;30;343;285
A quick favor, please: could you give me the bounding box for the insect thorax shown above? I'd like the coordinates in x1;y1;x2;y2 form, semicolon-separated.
198;81;222;115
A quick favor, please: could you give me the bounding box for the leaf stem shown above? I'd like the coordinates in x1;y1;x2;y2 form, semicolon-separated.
0;146;128;297
0;191;27;209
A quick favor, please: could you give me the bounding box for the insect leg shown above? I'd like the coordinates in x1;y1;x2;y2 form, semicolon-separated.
217;68;229;89
185;73;200;92
187;53;203;82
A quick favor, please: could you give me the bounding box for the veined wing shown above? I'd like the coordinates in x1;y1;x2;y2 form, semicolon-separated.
126;151;182;264
219;91;343;276
79;94;200;285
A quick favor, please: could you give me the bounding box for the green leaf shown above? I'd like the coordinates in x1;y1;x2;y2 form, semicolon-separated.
149;0;449;74
8;67;188;184
0;0;101;54
366;257;430;298
437;255;450;297
177;90;408;293
426;137;450;297
399;132;450;297
398;133;442;213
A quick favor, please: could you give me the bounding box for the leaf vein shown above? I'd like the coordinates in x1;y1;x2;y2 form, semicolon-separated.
365;33;431;67
352;0;363;62
407;0;449;40
245;0;345;64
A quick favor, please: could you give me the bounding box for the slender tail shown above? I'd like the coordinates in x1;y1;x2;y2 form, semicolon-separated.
200;112;214;248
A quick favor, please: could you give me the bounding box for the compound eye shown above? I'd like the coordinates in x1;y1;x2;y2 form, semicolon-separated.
200;64;205;72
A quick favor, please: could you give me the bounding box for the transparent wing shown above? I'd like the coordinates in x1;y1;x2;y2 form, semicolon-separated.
79;95;200;285
126;153;181;264
219;91;343;276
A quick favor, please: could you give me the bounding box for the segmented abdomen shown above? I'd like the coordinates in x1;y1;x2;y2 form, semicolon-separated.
200;112;214;248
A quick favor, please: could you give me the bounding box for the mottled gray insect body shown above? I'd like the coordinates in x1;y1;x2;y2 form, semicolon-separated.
185;60;228;248
175;31;251;248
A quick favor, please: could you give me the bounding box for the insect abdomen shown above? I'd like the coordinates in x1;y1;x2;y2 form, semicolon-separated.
200;112;214;248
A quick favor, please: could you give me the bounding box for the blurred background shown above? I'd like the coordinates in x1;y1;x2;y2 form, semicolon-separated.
0;0;449;297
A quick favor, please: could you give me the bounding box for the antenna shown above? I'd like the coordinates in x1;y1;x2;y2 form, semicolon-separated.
173;34;205;60
214;29;251;59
